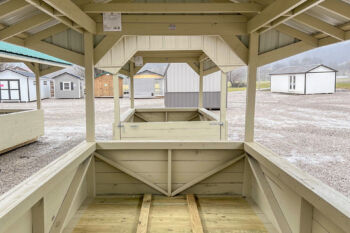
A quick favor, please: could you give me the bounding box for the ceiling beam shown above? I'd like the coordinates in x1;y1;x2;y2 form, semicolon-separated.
40;66;64;76
247;0;307;33
275;24;318;46
294;14;345;40
25;0;83;33
83;3;262;14
259;0;324;33
25;24;68;45
220;35;248;65
41;0;96;34
94;34;123;65
0;0;29;19
0;14;52;41
187;62;200;74
143;57;199;63
319;0;350;20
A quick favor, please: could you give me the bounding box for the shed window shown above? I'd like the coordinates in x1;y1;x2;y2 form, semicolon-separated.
71;82;74;90
289;75;296;90
43;81;47;85
63;82;71;91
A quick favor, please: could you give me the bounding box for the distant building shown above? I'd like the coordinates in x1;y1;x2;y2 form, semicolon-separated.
0;68;50;102
51;72;84;99
270;64;337;94
165;63;221;109
133;70;164;98
94;73;123;98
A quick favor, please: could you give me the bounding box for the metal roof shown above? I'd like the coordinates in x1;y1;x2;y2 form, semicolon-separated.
270;64;337;75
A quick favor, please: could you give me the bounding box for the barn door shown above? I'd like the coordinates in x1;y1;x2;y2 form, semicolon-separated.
0;80;20;101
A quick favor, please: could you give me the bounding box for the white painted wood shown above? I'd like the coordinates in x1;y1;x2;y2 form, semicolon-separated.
34;63;41;110
31;198;45;233
300;198;313;233
113;74;121;140
168;149;172;196
0;109;44;153
220;71;227;140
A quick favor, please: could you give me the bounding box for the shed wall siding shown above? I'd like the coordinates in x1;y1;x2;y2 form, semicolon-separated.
165;92;220;109
306;72;335;94
134;78;155;98
270;74;305;94
53;74;82;98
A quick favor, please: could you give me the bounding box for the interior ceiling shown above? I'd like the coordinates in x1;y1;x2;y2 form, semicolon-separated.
0;0;349;73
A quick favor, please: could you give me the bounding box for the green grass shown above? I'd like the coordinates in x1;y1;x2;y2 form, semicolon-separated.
336;78;350;90
228;81;270;92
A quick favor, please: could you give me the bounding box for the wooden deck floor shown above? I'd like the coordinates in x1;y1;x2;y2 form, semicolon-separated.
64;195;272;233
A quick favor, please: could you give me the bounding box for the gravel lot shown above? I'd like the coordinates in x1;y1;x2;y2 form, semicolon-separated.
0;91;349;198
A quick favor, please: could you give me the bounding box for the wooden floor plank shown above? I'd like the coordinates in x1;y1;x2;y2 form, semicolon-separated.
187;194;204;233
136;194;152;233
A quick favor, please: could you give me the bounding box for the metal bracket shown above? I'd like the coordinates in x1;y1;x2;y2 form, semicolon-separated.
209;122;224;126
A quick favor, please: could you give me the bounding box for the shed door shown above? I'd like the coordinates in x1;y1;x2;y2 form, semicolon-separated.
0;80;20;101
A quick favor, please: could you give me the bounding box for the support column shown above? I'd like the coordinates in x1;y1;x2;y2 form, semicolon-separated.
245;32;259;142
130;62;135;109
34;63;41;110
113;73;121;140
198;60;204;108
220;71;227;140
84;32;95;142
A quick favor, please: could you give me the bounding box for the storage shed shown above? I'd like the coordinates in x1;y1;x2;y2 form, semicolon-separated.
270;64;337;94
133;70;164;98
165;63;222;109
0;68;50;102
94;73;123;97
51;72;84;98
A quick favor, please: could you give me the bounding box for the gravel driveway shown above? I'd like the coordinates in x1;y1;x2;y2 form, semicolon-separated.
0;91;349;198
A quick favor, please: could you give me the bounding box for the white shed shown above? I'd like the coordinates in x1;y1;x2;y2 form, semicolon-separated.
165;63;221;109
0;68;51;102
270;64;337;94
133;70;164;98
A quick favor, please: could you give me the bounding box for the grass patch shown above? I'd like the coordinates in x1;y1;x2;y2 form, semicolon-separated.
337;78;350;90
228;81;270;92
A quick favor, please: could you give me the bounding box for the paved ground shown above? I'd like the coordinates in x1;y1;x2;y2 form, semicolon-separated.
0;91;349;198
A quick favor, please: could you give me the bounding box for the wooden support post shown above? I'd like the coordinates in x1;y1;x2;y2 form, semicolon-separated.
168;149;172;196
84;32;95;142
49;156;92;233
130;62;135;109
186;194;204;233
245;32;259;142
31;198;45;233
198;60;204;108
113;73;121;140
220;71;227;140
136;194;152;233
299;198;313;233
95;152;168;195
86;156;96;197
34;63;41;110
247;157;292;233
172;154;245;196
242;155;251;197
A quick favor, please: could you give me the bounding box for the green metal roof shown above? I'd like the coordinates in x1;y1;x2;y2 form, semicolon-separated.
0;41;71;66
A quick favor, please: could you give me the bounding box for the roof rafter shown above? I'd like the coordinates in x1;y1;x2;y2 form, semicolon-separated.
40;0;96;34
94;34;123;65
82;2;262;13
275;24;318;46
220;35;248;65
0;14;52;41
319;0;350;20
247;0;308;33
25;0;83;34
25;24;68;46
294;14;345;40
0;0;29;19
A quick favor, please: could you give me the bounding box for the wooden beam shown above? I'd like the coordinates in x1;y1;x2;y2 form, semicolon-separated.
187;62;199;74
245;32;259;142
247;157;292;233
199;61;204;108
25;24;68;46
40;66;64;76
259;0;324;33
203;66;220;76
94;34;123;65
299;198;313;233
86;157;96;197
31;198;45;233
294;14;345;40
257;41;315;67
134;113;148;122
113;74;121;139
220;35;248;65
25;0;83;33
186;195;204;233
168;150;172;196
49;156;92;233
34;63;41;110
0;14;51;41
130;62;135;109
42;0;96;34
84;32;95;142
83;3;262;13
144;57;198;63
220;71;227;140
319;0;350;20
0;0;29;19
242;156;251;197
171;154;245;196
94;153;168;196
136;194;152;233
247;0;307;33
275;24;318;46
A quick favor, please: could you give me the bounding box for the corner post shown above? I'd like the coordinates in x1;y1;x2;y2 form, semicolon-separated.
113;73;121;140
245;32;259;142
34;63;41;110
220;71;227;140
199;60;204;108
130;61;135;109
84;31;95;142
